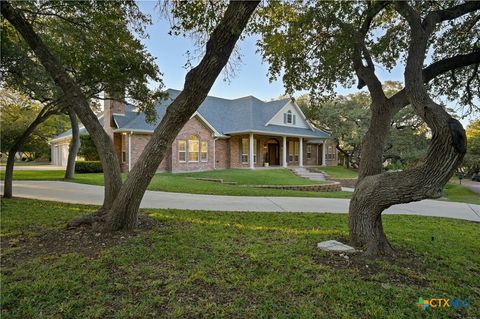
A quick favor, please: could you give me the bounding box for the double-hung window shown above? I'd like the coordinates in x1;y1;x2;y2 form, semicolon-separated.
188;135;199;162
283;110;296;125
200;141;208;162
288;141;294;162
241;138;249;164
178;140;186;162
306;145;312;159
241;138;257;163
327;145;336;160
294;141;299;162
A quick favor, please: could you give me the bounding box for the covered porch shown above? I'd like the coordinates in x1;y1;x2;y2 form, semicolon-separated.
231;133;329;169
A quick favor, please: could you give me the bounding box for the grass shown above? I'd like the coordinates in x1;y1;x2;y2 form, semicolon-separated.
1;197;479;318
441;182;480;205
312;166;359;179
0;160;50;166
3;168;479;203
1;169;353;199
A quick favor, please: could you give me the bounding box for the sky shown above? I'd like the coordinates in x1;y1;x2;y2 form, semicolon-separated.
136;1;476;125
137;1;405;99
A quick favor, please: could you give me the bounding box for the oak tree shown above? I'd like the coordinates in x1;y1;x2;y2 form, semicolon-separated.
1;0;162;203
255;0;479;255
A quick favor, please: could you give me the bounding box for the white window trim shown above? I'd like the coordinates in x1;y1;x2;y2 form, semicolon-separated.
241;138;249;164
294;141;299;162
200;141;208;162
288;140;294;162
178;140;187;163
188;135;200;162
286;110;293;124
306;144;312;159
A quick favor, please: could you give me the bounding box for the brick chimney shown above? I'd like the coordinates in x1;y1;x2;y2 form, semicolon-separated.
103;91;125;140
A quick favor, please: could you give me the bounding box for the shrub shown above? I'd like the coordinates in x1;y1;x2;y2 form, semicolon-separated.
384;162;405;171
77;134;99;161
75;161;103;173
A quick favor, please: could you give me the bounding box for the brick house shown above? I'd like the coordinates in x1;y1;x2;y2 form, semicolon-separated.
50;89;338;172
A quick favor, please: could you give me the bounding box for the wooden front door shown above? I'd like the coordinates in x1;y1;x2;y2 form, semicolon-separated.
268;143;279;165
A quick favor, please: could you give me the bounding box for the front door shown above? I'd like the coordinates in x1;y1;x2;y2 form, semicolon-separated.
268;144;279;165
317;144;323;165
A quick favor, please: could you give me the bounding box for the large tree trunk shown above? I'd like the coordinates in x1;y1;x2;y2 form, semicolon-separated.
348;3;468;256
2;1;122;211
349;105;466;255
3;110;52;198
64;108;80;180
103;0;259;231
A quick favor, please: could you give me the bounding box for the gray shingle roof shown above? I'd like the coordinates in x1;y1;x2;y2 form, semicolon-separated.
53;89;331;140
51;116;105;141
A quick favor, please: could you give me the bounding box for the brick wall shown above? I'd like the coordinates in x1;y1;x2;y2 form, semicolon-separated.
128;133;170;172
170;116;215;172
214;138;229;169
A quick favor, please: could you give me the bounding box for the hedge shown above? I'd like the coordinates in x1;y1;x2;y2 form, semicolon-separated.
75;161;103;173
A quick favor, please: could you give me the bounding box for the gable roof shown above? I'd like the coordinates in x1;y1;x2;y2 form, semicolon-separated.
52;89;331;141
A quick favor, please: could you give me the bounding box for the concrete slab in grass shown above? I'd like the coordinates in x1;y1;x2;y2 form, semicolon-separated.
317;240;356;253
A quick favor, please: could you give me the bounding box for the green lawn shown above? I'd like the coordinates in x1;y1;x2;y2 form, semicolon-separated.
441;182;480;205
0;169;353;199
0;161;49;166
3;168;478;203
311;166;359;179
1;198;479;318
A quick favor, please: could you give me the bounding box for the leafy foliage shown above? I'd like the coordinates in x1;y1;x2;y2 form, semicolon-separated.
298;82;430;168
254;1;479;111
0;89;69;159
463;119;480;175
74;161;103;174
77;134;99;161
1;0;164;121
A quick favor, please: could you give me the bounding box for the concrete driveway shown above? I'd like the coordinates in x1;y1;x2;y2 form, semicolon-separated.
1;181;479;222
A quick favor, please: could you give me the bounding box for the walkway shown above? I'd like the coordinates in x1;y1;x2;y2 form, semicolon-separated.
291;167;354;192
1;181;479;222
291;167;326;181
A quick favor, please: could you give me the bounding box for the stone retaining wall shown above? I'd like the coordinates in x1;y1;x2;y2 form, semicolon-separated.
253;182;342;192
331;178;357;188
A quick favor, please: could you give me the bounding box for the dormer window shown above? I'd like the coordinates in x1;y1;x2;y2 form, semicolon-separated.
284;110;296;125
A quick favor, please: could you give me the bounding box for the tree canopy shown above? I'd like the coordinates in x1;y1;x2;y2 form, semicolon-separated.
1;0;163;120
298;82;430;168
0;89;69;159
255;1;479;113
464;119;480;175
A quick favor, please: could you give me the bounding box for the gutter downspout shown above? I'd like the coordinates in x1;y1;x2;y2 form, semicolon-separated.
128;131;132;172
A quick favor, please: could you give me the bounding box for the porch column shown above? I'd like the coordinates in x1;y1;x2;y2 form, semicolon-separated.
249;133;254;169
299;137;303;167
282;136;287;167
321;142;326;166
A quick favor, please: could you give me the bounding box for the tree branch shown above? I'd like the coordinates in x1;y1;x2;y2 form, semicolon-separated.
390;50;480;110
423;50;480;82
351;2;389;102
426;1;480;28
